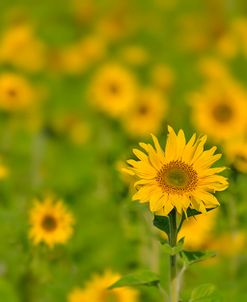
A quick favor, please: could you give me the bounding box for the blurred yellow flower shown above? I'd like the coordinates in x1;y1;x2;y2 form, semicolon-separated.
89;64;137;117
122;88;167;137
224;140;247;173
210;231;246;257
197;58;231;82
29;197;75;248
121;45;149;66
68;270;139;302
178;210;217;250
0;162;9;180
150;64;175;91
190;82;247;142
0;73;34;111
60;44;88;75
125;126;228;215
80;35;107;63
0;24;46;72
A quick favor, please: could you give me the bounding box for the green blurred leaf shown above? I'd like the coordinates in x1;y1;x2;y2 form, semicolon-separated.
153;215;170;236
0;279;19;302
181;250;216;265
185;208;217;218
189;283;222;302
109;270;160;289
163;237;185;255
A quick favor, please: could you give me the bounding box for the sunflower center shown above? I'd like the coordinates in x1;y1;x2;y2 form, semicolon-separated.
212;103;233;123
138;104;149;115
156;160;198;194
109;82;120;95
7;88;17;98
41;215;57;232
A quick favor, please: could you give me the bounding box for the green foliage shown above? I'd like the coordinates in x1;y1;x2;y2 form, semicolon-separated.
189;284;222;302
181;251;216;265
153;215;170;236
163;237;185;255
0;279;19;302
109;271;160;289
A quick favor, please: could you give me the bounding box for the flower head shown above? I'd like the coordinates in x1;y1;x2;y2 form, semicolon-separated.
0;73;34;111
29;197;75;248
68;270;139;302
122;88;167;137
89;64;137;117
125;126;228;216
190;82;247;142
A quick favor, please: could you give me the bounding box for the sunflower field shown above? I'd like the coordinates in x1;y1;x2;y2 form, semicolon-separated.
0;0;247;301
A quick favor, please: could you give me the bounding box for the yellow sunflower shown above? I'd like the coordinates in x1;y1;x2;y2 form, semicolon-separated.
178;210;217;250
124;126;228;216
150;64;175;92
160;209;217;250
89;64;137;117
122;88;167;137
68;270;139;302
224;140;247;173
190;82;247;142
0;24;45;72
0;73;34;111
29;197;75;248
209;231;246;257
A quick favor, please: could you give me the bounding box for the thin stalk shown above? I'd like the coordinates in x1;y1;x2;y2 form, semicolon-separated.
169;209;178;302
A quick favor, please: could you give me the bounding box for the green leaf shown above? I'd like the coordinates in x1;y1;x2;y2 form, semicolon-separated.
181;250;216;265
153;215;170;236
185;208;217;218
0;279;19;302
190;283;222;302
109;270;160;289
163;237;185;255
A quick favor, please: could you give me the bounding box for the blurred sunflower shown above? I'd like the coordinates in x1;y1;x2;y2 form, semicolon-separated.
0;24;45;72
29;197;75;248
178;210;217;250
122;88;167;137
89;64;137;117
0;158;9;180
209;231;246;257
224;140;247;173
60;44;88;75
150;64;175;92
197;58;231;82
68;270;139;302
160;210;217;250
121;45;149;66
124;126;228;215
0;73;34;111
190;82;247;142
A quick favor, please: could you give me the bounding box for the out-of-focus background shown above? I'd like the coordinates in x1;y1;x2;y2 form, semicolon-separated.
0;0;247;301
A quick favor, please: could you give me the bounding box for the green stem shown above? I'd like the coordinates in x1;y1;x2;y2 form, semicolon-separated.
169;209;178;302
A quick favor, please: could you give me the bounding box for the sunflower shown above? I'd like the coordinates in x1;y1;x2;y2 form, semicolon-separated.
122;88;167;137
160;209;217;250
121;45;149;66
124;126;228;216
190;82;247;142
209;231;246;257
224;140;247;173
0;73;34;111
89;64;137;117
178;210;217;250
150;64;175;92
29;197;75;248
68;270;139;302
0;24;45;72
